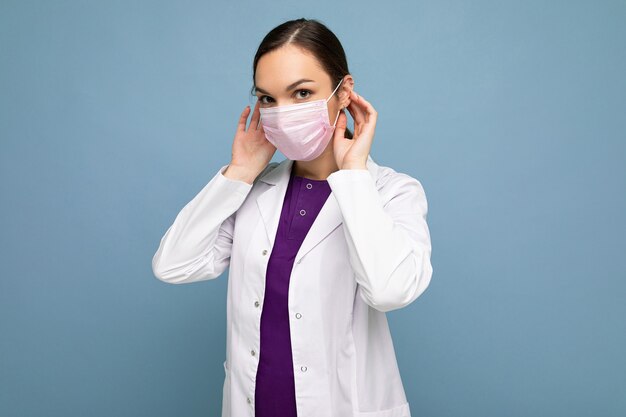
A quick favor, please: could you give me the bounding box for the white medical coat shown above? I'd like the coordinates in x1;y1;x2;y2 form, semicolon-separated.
152;154;433;417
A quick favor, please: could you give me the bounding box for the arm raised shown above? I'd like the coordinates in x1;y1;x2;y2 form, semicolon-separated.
327;168;433;312
151;163;273;284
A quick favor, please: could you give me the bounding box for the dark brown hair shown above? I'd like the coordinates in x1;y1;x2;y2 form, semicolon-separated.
250;18;353;139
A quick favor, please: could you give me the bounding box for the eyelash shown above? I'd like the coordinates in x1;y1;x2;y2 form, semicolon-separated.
258;89;312;104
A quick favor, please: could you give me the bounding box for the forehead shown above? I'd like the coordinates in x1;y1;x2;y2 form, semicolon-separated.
255;44;328;92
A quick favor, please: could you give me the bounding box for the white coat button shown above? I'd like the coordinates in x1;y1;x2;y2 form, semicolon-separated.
295;313;302;319
301;365;307;372
247;397;252;404
262;249;268;255
299;209;306;216
251;349;256;356
306;183;312;189
254;300;260;308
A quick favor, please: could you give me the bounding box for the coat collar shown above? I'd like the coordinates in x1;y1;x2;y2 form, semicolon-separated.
255;155;379;264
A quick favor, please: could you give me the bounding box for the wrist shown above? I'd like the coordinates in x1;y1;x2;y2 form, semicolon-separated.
223;164;258;185
341;164;367;170
341;157;368;170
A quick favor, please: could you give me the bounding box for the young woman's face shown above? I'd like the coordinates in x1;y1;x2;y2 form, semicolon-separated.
254;44;352;125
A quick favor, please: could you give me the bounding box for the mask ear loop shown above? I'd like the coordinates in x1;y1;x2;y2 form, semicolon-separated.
327;78;345;128
331;109;342;127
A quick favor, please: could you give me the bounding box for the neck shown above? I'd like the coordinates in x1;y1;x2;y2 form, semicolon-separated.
292;150;339;181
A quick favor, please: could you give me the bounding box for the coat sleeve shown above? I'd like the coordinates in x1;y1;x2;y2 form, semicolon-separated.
326;168;433;312
151;163;264;284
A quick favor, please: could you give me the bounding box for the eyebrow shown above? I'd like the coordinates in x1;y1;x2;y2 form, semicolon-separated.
254;78;315;95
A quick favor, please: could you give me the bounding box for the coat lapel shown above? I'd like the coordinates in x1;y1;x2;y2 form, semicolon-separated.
255;156;379;264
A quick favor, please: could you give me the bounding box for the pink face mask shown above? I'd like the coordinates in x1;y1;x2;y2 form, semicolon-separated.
259;78;344;161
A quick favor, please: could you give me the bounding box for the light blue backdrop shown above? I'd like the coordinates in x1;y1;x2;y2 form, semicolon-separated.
1;1;624;416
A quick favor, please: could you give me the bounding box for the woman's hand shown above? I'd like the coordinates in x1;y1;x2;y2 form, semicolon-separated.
225;100;277;184
332;90;377;170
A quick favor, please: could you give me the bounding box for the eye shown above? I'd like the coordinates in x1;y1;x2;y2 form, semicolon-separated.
257;89;313;105
296;89;312;99
259;95;274;104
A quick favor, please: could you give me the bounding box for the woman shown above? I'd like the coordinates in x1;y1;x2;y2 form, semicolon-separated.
152;18;433;417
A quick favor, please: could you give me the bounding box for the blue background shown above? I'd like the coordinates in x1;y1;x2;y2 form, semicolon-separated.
1;1;625;416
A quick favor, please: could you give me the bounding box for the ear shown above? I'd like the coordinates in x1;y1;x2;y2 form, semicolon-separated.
338;75;355;109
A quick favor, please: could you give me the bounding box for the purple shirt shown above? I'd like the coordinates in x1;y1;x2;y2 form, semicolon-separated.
254;164;332;417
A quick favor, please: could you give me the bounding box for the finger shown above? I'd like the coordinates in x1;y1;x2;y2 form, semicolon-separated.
257;116;266;138
238;105;251;132
351;90;378;123
249;99;261;131
347;99;366;136
347;98;366;127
